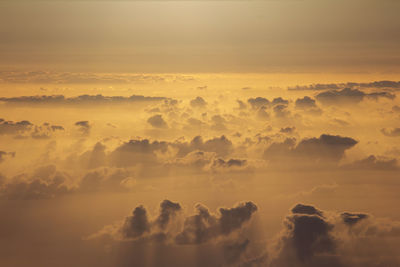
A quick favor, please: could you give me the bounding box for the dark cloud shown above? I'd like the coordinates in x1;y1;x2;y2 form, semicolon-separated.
295;96;317;109
74;121;91;135
279;127;296;135
0;71;194;84
175;201;257;244
0;119;32;135
211;158;247;169
109;139;168;167
0;94;168;105
316;88;395;105
257;106;270;120
175;135;233;157
342;155;398;170
264;134;358;165
147;114;168;129
288;80;400;91
291;203;324;217
0;151;15;163
155;200;182;230
270;203;400;267
121;206;151;239
341;212;368;226
236;100;247;110
190;96;207;108
272;97;289;106
248;97;270;109
392;105;400;112
381;128;400;137
91;200;257;246
0;166;73;200
273;104;290;118
270;204;337;267
295;96;323;115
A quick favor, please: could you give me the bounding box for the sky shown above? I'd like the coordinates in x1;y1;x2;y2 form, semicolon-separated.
1;1;400;267
1;0;399;73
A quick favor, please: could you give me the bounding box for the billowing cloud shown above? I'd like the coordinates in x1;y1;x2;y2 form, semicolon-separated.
288;80;400;91
0;119;32;135
75;121;91;135
248;97;270;109
89;200;257;245
264;134;358;166
381;128;400;137
147;114;168;129
0;151;15;163
315;88;395;105
190;96;207;108
0;94;168;105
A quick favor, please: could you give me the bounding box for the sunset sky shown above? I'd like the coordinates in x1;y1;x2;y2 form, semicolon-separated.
1;1;400;267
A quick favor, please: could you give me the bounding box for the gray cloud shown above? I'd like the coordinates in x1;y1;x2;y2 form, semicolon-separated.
190;97;207;108
264;134;358;166
147;114;168;129
0;94;168;105
381;128;400;137
316;88;395;105
288;80;400;91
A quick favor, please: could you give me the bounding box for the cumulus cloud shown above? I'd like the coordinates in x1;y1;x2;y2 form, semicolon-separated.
264;134;358;166
342;155;398;170
288;80;400;91
273;104;291;118
0;119;32;135
248;97;270;109
0;151;15;163
90;200;257;245
190;97;207;108
0;94;168;105
381;128;400;137
315;88;395;105
0;165;74;200
176;201;257;244
75;120;91;135
147;114;168;129
268;203;400;267
0;71;194;84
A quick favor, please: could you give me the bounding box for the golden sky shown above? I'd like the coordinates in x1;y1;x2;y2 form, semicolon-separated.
0;1;400;267
1;0;399;73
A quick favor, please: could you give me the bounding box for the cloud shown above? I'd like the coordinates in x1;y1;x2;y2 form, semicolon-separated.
340;212;368;226
264;134;358;166
295;96;317;109
75;121;91;135
147;114;168;129
288;80;400;91
279;127;296;135
269;203;400;267
175;201;257;244
0;165;74;200
0;151;15;163
190;97;207;108
155;200;182;230
273;104;291;118
272;97;289;106
341;155;398;170
381;128;400;137
0;119;64;139
0;94;168;105
315;88;395;105
0;119;32;135
0;71;194;84
90;200;257;245
248;97;270;109
295;96;323;115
